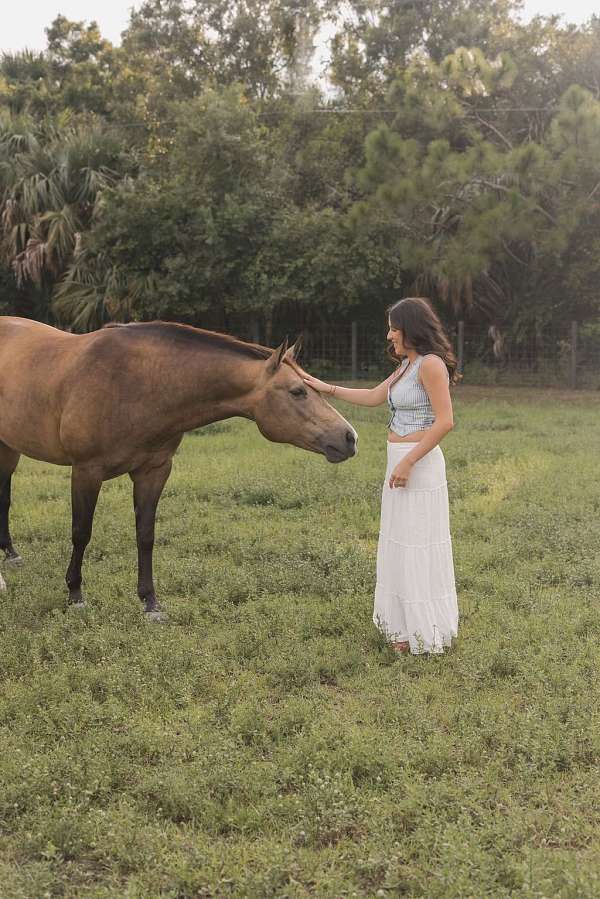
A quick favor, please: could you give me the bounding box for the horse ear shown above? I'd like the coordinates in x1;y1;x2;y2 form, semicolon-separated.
285;334;303;362
266;337;289;374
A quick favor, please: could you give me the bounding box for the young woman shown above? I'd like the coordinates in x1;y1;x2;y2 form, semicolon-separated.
303;297;459;655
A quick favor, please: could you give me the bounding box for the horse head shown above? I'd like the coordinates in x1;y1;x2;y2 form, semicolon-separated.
252;338;358;463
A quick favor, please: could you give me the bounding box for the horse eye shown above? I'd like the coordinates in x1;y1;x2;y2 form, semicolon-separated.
290;386;307;398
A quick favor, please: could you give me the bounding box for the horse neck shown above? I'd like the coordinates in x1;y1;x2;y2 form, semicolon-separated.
155;344;261;433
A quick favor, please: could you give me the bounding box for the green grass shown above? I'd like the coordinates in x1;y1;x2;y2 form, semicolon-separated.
1;385;600;898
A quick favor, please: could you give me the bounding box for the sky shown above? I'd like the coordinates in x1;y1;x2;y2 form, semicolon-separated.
1;0;598;54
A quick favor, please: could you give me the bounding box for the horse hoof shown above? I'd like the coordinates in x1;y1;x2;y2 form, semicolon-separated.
5;554;23;567
144;609;166;623
0;575;6;591
70;601;87;610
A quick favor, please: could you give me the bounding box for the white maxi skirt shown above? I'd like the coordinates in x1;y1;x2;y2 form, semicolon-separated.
373;442;459;654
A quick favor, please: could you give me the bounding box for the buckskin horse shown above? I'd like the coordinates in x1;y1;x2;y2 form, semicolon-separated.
0;317;357;616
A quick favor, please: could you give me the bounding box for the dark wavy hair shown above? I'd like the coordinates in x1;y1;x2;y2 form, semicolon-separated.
387;297;460;385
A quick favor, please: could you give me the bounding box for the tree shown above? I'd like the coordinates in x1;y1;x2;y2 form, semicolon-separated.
352;51;600;329
44;15;116;116
326;0;521;101
0;51;54;118
54;84;402;332
54;87;280;327
0;115;125;321
0;18;117;120
121;0;325;102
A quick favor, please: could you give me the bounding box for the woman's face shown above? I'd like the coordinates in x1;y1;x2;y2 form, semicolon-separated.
387;319;405;355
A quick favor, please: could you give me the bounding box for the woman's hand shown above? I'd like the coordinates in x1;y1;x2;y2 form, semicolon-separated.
389;458;413;489
303;374;333;394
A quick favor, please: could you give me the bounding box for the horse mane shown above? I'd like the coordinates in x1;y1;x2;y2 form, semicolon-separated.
104;321;271;360
104;321;304;371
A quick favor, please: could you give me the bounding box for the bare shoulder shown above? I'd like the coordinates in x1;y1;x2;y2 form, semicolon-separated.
419;354;449;382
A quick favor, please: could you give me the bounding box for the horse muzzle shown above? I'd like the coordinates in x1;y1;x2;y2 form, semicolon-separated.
322;428;358;463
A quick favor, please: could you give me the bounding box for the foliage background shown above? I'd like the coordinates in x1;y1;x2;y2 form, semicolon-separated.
1;1;600;354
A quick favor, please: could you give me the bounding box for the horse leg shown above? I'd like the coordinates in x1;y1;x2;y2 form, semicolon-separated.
0;444;21;580
130;458;173;619
66;466;102;607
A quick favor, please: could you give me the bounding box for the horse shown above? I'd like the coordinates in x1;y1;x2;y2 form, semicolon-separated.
0;317;357;617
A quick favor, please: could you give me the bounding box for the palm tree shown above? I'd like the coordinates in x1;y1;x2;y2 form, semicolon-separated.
0;114;122;322
53;241;158;332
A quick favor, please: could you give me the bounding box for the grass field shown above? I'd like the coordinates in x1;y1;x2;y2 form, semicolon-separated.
1;385;600;898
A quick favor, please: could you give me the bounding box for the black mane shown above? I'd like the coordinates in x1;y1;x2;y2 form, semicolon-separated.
105;321;272;360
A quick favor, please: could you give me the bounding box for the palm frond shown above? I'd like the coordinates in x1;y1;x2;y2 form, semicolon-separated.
53;282;108;332
13;236;46;286
0;114;126;290
41;205;79;263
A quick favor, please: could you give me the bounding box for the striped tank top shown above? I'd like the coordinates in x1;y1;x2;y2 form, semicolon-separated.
387;355;444;436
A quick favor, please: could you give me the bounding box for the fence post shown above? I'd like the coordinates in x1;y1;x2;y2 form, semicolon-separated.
570;320;578;390
457;321;465;376
351;321;358;380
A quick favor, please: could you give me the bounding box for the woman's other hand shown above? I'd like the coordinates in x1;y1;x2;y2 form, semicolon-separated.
389;458;413;489
303;374;333;394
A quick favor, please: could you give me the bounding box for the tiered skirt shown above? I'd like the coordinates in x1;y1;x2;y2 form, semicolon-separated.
373;442;459;654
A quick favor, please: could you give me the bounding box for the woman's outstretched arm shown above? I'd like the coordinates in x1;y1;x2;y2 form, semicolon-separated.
303;371;396;407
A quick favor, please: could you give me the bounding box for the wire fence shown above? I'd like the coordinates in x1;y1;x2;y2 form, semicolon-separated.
247;319;600;389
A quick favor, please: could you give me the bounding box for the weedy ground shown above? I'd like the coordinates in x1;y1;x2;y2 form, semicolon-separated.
1;386;600;898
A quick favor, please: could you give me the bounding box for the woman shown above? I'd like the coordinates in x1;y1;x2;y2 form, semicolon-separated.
303;297;459;655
